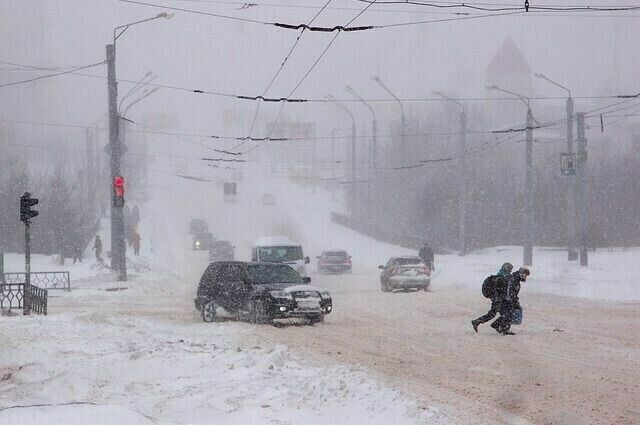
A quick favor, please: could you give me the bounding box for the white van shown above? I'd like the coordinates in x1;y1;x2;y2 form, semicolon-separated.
251;236;310;276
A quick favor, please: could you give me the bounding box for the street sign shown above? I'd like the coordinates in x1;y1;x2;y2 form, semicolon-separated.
560;153;576;176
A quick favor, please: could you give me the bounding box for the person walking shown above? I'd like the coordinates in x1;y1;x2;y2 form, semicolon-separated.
418;243;434;271
132;231;141;256
471;262;513;333
72;239;83;264
492;266;530;335
92;235;103;262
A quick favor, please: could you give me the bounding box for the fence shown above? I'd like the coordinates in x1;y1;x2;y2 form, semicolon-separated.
3;271;70;291
0;282;47;315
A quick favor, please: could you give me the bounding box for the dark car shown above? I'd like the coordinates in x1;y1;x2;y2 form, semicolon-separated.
194;261;332;325
378;256;431;292
193;232;215;250
209;240;235;261
316;250;352;274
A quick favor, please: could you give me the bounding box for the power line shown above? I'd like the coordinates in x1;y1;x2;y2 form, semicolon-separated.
117;0;273;24
243;0;381;156
0;61;106;89
355;0;640;13
242;0;334;146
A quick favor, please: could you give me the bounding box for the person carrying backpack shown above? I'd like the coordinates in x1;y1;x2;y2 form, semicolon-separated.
492;266;530;335
471;262;513;333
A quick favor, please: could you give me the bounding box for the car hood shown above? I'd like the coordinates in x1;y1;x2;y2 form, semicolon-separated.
252;283;329;294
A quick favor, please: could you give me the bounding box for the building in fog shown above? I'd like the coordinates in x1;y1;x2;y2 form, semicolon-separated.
485;37;533;128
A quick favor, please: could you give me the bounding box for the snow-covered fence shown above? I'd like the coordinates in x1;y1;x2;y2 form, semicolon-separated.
3;271;70;291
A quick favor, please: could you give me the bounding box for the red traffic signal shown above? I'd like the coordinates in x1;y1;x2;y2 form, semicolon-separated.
113;176;125;197
113;176;125;207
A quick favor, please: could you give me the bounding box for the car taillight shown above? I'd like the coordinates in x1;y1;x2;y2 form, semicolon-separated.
345;258;351;265
422;267;430;275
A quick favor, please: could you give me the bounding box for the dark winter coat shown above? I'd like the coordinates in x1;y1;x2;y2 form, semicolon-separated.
418;246;434;264
506;271;526;307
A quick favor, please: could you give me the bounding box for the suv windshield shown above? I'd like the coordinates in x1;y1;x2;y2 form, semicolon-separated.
258;246;303;262
247;264;304;284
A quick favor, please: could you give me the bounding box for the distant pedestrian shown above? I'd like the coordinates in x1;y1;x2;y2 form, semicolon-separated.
92;235;103;262
132;231;141;256
418;243;434;271
72;239;83;264
471;263;513;334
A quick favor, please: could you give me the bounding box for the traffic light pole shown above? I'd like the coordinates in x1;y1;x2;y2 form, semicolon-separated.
107;43;127;281
24;222;31;315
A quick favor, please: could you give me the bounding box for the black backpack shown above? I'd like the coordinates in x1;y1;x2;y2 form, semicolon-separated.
482;275;502;298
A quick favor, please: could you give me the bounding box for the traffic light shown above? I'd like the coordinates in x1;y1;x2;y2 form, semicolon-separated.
20;192;39;224
113;176;125;207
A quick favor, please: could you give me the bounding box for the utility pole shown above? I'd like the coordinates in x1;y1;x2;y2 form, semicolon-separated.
105;12;172;282
351;120;356;219
487;85;534;265
459;111;467;256
566;97;577;261
370;117;377;227
576;112;588;266
331;128;337;201
524;108;534;266
435;91;467;255
106;43;126;281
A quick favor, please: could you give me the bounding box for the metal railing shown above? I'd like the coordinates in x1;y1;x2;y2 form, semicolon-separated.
0;283;24;310
3;271;70;291
0;283;47;315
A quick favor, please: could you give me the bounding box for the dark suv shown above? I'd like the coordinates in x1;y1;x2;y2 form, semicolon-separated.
194;261;332;325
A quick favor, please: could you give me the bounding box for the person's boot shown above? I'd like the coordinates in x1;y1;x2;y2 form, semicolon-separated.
471;320;480;333
501;326;515;335
490;321;502;333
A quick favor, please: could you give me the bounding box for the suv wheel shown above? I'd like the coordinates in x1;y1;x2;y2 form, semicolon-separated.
202;301;217;323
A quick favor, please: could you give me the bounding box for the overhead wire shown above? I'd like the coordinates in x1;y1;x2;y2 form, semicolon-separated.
241;0;334;148
355;0;640;13
0;61;106;89
241;0;381;156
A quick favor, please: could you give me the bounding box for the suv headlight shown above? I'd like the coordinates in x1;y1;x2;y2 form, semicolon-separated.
270;290;293;299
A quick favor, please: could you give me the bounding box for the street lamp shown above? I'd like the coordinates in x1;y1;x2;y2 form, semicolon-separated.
119;71;156;112
326;95;357;219
372;76;406;160
345;85;377;227
486;84;534;266
434;91;467;256
106;12;172;281
535;72;577;261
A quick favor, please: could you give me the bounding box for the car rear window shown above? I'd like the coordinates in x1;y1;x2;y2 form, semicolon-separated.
393;258;422;266
325;251;348;257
